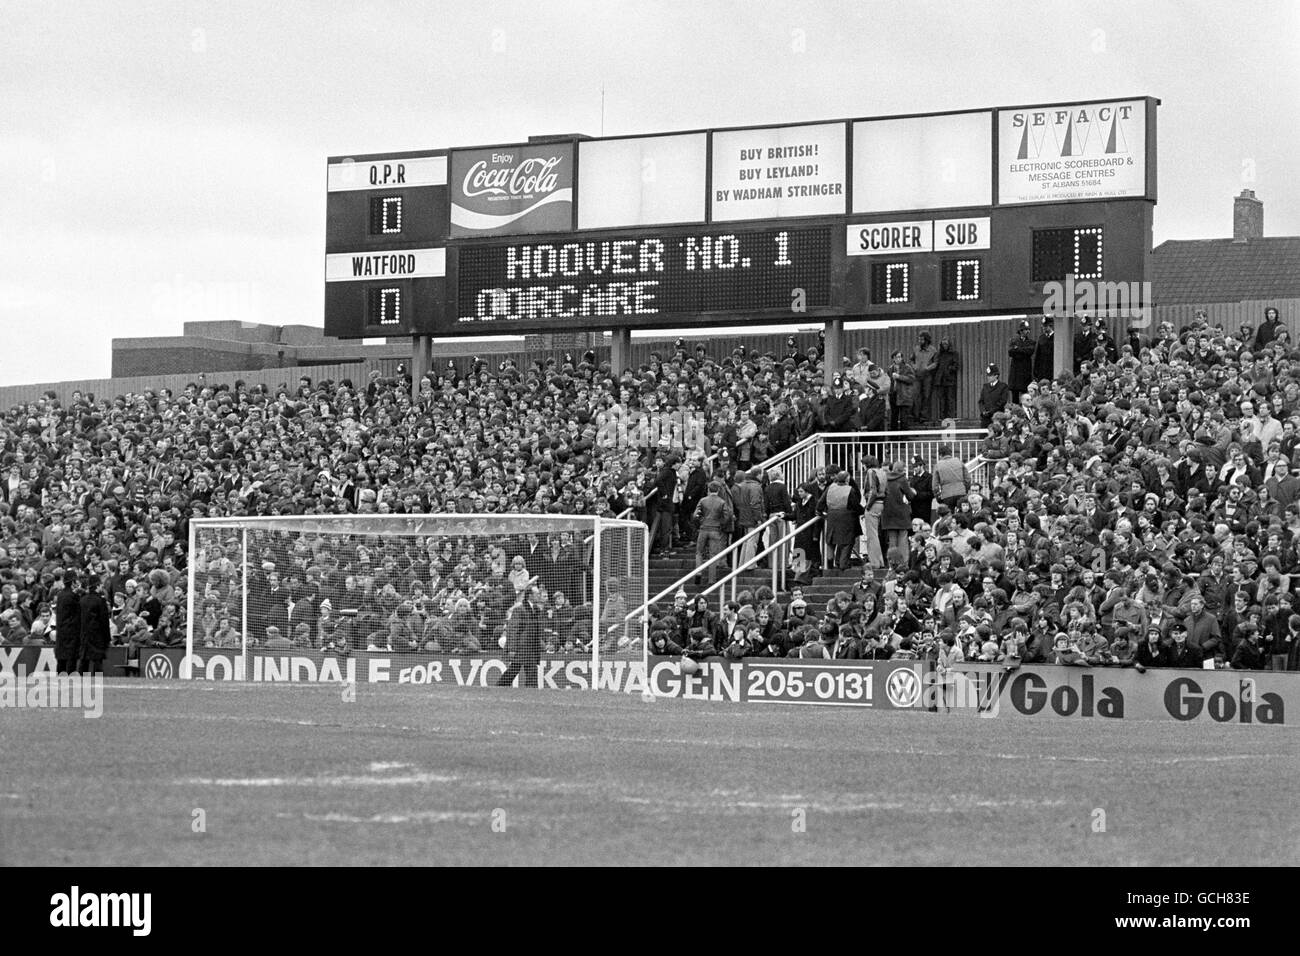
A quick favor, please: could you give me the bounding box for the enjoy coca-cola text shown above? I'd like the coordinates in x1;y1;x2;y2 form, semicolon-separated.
462;156;563;198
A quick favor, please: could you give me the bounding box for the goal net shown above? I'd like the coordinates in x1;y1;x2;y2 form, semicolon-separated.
186;515;647;689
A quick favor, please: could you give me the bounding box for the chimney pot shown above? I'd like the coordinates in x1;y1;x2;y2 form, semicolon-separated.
1233;190;1263;243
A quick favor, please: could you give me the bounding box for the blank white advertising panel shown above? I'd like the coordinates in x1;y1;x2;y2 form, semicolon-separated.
852;112;992;213
578;133;707;228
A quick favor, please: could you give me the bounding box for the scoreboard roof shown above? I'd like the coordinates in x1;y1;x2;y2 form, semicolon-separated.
403;94;1157;156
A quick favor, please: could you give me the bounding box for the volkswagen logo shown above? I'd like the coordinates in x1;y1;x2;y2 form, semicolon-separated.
145;655;173;680
885;667;921;708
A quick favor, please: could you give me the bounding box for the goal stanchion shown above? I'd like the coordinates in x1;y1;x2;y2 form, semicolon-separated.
186;514;647;689
591;516;601;680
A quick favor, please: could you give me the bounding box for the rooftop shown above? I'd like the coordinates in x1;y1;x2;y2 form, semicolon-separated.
1152;235;1300;306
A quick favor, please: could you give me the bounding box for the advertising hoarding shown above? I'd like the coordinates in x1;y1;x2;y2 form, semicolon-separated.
853;111;992;213
0;645;129;674
952;663;1290;723
149;647;929;708
710;122;847;221
997;98;1147;204
577;133;707;229
450;142;574;236
138;646;1292;724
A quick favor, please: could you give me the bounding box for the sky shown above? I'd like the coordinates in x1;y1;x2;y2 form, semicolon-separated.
2;0;1298;385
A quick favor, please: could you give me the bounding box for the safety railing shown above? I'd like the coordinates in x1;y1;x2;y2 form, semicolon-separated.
615;485;656;522
614;513;786;636
760;429;987;498
616;428;990;636
700;515;822;612
964;455;992;491
757;433;822;492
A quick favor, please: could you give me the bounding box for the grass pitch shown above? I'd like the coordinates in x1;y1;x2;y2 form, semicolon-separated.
1;680;1296;866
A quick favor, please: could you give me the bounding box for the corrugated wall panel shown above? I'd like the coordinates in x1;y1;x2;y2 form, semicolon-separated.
1150;298;1300;334
0;323;1018;420
0;364;375;409
14;302;1299;417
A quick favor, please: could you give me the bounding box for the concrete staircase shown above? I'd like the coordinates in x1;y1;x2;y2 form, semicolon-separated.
645;542;866;613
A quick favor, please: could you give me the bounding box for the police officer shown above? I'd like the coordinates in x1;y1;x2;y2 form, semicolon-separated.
54;570;82;675
1093;318;1120;364
1073;314;1096;374
822;374;857;433
1007;319;1036;400
978;364;1011;427
1033;315;1056;383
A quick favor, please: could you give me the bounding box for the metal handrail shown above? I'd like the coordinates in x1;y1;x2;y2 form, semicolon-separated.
768;428;987;455
613;430;989;631
701;515;822;611
762;429;985;476
616;485;656;521
616;513;786;629
758;429;987;523
758;432;821;472
963;454;990;491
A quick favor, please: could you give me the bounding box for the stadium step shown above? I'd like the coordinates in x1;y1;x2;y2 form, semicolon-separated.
647;542;870;610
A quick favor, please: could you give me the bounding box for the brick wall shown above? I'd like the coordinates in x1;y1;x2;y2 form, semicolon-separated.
1233;189;1264;242
112;346;287;378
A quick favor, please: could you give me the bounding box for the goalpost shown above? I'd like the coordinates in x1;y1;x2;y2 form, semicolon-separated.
185;514;648;689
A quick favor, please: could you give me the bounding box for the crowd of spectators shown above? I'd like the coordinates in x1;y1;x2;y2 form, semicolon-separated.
0;330;937;655
644;309;1300;673
6;309;1300;673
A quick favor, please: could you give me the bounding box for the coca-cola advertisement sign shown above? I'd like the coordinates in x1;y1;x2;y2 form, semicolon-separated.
450;143;574;237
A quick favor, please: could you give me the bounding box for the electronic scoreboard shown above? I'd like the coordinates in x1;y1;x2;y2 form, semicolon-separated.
325;97;1157;337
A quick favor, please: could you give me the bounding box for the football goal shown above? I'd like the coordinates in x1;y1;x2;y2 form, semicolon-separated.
185;514;648;688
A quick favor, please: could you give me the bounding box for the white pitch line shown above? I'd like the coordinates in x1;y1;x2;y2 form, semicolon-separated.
73;709;1295;766
179;771;459;787
276;810;488;825
619;795;1072;813
105;711;431;733
1143;753;1285;765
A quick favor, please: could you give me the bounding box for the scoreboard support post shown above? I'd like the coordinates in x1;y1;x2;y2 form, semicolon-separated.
610;328;632;377
824;318;845;386
1052;315;1074;383
411;335;433;401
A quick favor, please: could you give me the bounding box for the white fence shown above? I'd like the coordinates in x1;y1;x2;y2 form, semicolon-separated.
761;429;988;494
